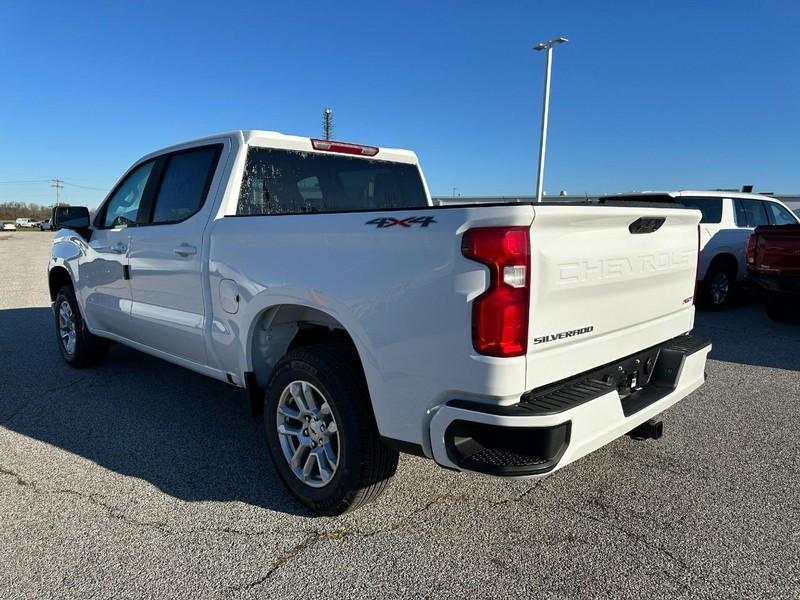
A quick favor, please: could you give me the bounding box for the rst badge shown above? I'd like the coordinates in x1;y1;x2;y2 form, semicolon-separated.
365;216;437;228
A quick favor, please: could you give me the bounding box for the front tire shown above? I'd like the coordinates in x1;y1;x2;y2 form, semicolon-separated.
264;343;399;515
54;285;108;367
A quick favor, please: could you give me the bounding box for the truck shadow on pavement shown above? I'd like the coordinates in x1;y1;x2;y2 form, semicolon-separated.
1;303;796;517
0;307;313;516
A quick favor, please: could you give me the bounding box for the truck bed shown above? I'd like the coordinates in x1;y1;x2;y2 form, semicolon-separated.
211;201;701;448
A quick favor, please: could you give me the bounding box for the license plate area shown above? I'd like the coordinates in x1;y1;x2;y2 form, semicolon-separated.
604;348;662;400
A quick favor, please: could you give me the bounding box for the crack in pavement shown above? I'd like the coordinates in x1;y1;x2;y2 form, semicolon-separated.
0;464;171;533
357;479;547;539
228;480;550;593
218;482;545;594
225;484;548;593
2;462;549;596
230;529;351;592
1;464;331;542
562;497;692;587
3;463;356;595
0;465;28;487
1;464;347;543
490;478;548;506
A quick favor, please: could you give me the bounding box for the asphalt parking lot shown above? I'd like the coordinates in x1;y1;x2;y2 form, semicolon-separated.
0;232;798;599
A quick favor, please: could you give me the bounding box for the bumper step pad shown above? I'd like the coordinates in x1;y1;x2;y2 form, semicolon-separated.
448;334;711;419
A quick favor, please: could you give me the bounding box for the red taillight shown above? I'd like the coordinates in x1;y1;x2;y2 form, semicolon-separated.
310;138;379;156
462;227;530;357
746;233;757;267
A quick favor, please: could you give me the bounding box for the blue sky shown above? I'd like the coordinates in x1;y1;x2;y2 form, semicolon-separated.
1;0;798;208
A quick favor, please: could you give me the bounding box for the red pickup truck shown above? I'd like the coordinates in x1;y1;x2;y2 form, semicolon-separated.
746;225;800;321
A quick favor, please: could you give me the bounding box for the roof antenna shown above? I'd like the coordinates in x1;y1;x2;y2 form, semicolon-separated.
322;108;333;141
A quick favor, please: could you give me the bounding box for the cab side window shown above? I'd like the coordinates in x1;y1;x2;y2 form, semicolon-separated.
733;199;769;228
150;146;221;224
765;202;798;226
100;161;155;228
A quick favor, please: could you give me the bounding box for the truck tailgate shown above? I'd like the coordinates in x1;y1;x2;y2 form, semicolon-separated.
751;225;800;276
525;205;700;389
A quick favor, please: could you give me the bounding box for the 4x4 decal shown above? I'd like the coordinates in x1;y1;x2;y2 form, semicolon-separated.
365;216;437;228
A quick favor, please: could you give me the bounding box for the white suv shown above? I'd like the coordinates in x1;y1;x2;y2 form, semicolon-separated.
601;191;800;309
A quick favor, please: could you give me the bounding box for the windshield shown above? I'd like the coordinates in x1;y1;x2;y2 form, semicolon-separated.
237;148;429;215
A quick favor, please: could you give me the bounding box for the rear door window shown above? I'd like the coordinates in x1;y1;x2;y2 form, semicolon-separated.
764;202;798;225
150;146;221;224
676;197;723;223
733;199;769;228
237;148;428;215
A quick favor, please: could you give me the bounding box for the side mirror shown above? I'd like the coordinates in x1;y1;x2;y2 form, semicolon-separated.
52;206;91;231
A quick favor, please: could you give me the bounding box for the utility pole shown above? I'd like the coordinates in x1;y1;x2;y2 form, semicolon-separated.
532;37;568;202
51;178;64;207
322;108;333;140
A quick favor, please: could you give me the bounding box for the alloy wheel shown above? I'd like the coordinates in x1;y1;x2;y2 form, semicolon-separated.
710;271;730;305
58;300;77;356
276;380;340;488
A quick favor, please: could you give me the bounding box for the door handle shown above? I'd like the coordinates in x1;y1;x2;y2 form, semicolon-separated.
173;244;197;257
90;242;127;254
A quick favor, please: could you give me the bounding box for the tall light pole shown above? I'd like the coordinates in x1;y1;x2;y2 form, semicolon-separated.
532;37;568;202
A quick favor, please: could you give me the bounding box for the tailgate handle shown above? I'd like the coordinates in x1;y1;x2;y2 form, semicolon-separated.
629;217;665;234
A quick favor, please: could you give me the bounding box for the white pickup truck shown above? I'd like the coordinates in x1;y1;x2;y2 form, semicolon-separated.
48;130;711;514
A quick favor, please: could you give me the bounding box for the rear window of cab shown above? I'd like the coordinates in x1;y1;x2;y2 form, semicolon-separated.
675;197;723;224
236;147;429;215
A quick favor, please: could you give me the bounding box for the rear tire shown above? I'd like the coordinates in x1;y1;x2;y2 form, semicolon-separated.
54;285;108;367
698;263;735;310
765;292;796;322
264;343;399;515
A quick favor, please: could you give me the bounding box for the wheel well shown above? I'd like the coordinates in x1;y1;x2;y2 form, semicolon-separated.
705;253;738;280
287;325;354;353
249;305;363;397
48;267;73;301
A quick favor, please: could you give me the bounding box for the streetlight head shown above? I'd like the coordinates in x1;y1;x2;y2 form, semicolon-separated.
533;37;569;51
